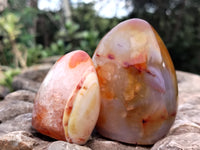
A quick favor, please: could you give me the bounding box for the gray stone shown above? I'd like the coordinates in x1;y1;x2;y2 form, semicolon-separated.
0;113;32;136
0;99;33;122
40;56;62;64
12;76;41;92
177;99;200;125
0;131;37;150
87;138;150;150
48;141;91;150
0;130;51;150
5;90;36;103
0;85;10;99
151;133;200;150
18;64;52;82
169;122;200;136
176;71;200;93
12;64;52;92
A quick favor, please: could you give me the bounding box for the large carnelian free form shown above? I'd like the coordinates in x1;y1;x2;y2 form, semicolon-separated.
32;50;100;144
92;19;178;145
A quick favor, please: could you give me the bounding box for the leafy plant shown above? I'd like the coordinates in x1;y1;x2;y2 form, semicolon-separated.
0;12;27;68
0;68;20;91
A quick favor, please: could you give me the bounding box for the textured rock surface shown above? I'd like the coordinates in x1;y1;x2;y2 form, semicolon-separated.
0;99;33;122
12;77;41;92
5;90;36;102
151;133;200;150
12;64;52;92
0;61;200;149
86;137;150;150
0;113;33;136
40;56;62;64
18;64;52;82
0;131;50;150
0;85;9;100
0;131;37;150
48;141;91;150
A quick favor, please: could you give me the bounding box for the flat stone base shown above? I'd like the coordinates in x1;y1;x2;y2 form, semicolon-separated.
0;64;200;150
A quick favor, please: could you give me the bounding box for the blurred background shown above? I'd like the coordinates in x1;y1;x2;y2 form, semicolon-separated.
0;0;200;86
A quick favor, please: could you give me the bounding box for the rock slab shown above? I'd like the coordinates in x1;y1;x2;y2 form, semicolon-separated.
0;64;200;150
0;85;9;100
0;131;37;150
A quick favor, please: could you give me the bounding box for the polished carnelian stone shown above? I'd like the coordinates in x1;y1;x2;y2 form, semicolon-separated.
92;19;178;145
32;50;100;144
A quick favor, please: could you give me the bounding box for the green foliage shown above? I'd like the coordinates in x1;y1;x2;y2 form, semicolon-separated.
58;20;101;56
0;12;27;68
0;68;20;90
26;39;68;66
0;12;22;41
26;44;46;66
18;7;38;47
0;1;119;67
56;3;120;56
1;0;199;75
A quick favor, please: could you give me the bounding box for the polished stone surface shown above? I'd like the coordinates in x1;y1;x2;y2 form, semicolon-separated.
92;19;178;145
32;50;100;144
